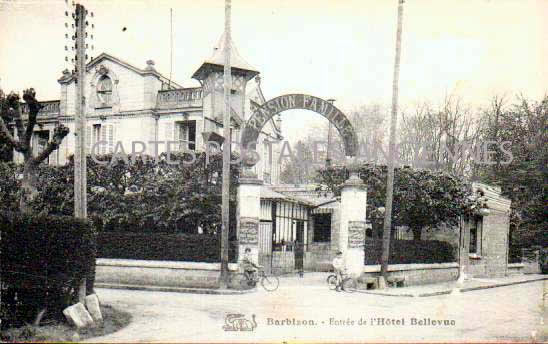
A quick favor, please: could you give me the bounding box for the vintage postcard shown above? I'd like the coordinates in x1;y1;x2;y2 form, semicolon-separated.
0;0;546;342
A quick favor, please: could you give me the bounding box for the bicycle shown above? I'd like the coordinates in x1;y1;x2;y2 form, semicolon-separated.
231;268;280;292
327;271;357;293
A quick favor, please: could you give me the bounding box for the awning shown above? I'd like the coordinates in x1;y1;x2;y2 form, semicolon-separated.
260;186;288;200
312;207;334;214
311;199;339;214
260;186;316;207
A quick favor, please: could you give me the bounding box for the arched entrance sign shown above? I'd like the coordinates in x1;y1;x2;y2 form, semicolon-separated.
241;94;358;166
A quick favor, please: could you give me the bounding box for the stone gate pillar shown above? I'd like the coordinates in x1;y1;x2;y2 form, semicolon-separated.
236;172;262;267
340;169;367;276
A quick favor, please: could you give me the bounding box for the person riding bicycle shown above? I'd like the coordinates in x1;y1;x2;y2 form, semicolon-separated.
332;251;345;291
241;247;262;281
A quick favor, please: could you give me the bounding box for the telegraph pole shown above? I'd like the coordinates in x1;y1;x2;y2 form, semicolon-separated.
70;2;95;301
220;0;232;288
379;0;405;288
74;3;87;220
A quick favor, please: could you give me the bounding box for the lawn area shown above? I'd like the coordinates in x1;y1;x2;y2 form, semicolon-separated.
0;304;131;342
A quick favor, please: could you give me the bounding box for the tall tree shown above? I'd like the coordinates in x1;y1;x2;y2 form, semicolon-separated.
279;139;319;184
279;103;387;184
0;88;69;212
399;94;481;176
476;95;547;249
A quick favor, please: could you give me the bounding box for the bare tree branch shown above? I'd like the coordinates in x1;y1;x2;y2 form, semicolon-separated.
33;125;69;165
23;88;43;147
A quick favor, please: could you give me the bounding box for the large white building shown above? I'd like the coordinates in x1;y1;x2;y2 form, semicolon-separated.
17;32;282;185
16;33;326;273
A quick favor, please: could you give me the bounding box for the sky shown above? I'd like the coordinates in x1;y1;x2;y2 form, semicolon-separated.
0;0;546;143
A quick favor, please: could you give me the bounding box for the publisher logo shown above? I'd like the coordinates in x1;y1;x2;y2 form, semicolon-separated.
223;313;257;332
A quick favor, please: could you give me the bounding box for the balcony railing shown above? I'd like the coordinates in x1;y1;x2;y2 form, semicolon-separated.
21;100;60;115
157;87;203;108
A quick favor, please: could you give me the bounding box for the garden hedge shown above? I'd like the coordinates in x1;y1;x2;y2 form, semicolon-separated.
364;239;455;265
97;232;237;262
0;211;97;327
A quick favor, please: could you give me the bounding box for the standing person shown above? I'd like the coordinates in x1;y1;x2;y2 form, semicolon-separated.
332;251;345;291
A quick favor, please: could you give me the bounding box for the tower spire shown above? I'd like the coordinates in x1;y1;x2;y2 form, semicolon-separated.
192;30;258;81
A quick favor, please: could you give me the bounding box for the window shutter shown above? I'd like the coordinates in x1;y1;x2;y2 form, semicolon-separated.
100;124;107;154
107;124;115;153
174;122;181;151
164;122;174;152
181;123;191;151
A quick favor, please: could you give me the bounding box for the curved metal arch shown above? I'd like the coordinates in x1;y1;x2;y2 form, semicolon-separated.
241;94;358;166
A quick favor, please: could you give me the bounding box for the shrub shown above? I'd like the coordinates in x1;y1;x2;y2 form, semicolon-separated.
0;152;242;236
0;162;21;212
364;239;455;265
508;246;522;264
0;211;96;328
97;232;237;262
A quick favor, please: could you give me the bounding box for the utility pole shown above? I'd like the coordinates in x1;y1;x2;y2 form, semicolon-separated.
74;3;87;221
325;98;335;168
72;3;91;301
168;8;173;89
379;0;404;288
220;0;232;288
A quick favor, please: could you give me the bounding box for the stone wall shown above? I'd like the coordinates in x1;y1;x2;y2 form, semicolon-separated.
482;209;510;277
95;258;239;289
507;263;525;275
361;263;459;286
461;209;511;278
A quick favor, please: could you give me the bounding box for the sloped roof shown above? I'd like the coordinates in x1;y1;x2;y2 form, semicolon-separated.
260;186;288;200
192;31;259;81
58;52;182;88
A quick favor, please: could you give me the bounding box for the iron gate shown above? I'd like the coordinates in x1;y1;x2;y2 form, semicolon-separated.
258;222;273;275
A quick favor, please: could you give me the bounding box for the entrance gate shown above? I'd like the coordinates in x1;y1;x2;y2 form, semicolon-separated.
295;221;305;271
237;94;359;275
258;222;273;275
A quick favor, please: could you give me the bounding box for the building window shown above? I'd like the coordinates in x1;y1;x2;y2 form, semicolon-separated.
313;213;331;243
92;124;101;144
469;218;482;255
32;130;50;164
97;75;113;106
87;123;114;154
89;123;105;154
176;120;196;151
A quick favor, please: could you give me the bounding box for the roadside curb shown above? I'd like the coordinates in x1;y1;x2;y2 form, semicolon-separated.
95;283;257;295
357;276;547;297
457;276;547;293
357;290;415;297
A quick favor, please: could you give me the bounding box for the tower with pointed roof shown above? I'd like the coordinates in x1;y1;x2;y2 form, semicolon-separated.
192;31;259;139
